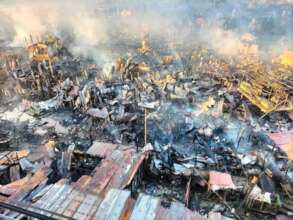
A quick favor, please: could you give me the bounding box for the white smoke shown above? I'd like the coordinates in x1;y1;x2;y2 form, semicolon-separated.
0;0;292;62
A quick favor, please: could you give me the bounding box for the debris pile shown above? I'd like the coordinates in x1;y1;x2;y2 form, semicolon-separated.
0;1;292;219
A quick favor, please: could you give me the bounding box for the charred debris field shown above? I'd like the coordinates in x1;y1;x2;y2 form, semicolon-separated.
0;1;292;220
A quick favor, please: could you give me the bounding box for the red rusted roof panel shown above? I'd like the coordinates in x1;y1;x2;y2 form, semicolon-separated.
269;132;293;160
105;149;145;192
123;154;145;188
119;197;136;220
209;171;235;190
269;132;293;145
73;175;92;189
0;169;47;199
88;159;119;194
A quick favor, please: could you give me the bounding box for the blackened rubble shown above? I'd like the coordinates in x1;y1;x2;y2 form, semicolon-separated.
0;31;292;220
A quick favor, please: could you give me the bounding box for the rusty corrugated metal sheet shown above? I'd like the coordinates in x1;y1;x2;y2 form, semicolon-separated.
94;188;130;219
208;171;235;191
0;169;48;199
123;154;145;188
85;195;103;220
86;145;145;195
0;150;29;165
73;193;101;219
0;143;206;220
130;193;160;220
269;132;293;160
269;132;293;145
119;197;136;220
31;184;53;202
55;189;81;215
104;150;141;191
62;191;85;217
38;183;72;217
6;186;207;220
87;159;119;194
73;175;92;189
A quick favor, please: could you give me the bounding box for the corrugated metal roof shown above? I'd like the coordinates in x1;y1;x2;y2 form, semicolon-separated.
0;143;206;220
95;189;130;220
85;145;145;195
73;175;92;189
5;183;205;220
130;194;160;220
3;186;206;219
73;194;100;220
87;159;119;194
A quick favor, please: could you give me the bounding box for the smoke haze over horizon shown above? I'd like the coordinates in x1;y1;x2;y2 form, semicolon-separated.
0;0;292;63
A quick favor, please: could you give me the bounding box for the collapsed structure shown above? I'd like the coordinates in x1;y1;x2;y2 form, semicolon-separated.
0;1;292;220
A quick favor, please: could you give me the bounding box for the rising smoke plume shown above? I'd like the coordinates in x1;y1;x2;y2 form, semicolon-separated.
0;0;292;63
